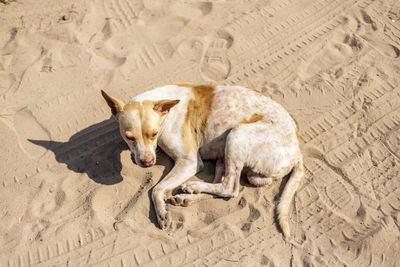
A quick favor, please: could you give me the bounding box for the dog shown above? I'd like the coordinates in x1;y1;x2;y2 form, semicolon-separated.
101;83;303;238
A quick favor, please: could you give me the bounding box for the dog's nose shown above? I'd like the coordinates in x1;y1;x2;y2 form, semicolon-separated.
140;158;155;167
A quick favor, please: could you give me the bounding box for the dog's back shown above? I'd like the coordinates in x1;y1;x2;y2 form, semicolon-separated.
203;86;297;142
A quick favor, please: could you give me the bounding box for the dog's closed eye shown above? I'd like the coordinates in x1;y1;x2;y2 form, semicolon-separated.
125;131;137;144
145;131;158;141
127;136;137;144
126;135;135;141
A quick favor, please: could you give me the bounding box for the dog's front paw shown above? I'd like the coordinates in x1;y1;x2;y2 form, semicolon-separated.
181;181;201;194
157;209;171;230
170;194;192;207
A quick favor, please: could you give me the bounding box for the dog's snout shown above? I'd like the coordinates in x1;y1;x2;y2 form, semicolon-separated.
140;158;155;167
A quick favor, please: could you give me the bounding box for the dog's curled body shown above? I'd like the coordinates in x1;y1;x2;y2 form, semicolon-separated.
102;84;304;238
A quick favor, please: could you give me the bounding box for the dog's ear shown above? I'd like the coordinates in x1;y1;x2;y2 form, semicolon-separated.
153;100;180;115
101;90;125;120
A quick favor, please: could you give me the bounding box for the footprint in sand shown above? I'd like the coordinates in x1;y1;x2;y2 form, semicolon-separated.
13;108;50;159
22;171;66;240
302;146;363;221
342;11;400;59
200;31;233;81
29;179;66;219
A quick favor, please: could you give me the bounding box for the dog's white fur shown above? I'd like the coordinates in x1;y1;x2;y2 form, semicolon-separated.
102;84;303;238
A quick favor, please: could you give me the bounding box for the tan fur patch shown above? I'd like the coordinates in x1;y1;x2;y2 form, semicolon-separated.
175;83;214;88
124;101;141;112
142;100;158;145
240;113;263;124
121;102;142;142
121;100;159;145
180;84;216;153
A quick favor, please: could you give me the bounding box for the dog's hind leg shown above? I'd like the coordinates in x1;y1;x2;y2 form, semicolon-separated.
181;161;242;198
169;158;224;207
181;128;245;198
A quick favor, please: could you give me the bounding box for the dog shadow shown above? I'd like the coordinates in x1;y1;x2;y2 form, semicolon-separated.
29;117;180;228
29;118;127;185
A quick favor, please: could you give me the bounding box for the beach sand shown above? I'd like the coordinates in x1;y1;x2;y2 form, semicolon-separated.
1;0;400;265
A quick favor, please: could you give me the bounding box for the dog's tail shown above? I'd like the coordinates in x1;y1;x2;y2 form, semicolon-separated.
277;155;304;239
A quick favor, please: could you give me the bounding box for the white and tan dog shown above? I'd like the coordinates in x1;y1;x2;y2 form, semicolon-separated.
101;83;303;238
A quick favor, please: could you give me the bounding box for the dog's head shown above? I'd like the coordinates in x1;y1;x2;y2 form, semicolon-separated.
101;90;179;167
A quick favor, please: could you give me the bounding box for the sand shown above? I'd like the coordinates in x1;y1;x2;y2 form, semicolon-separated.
1;0;400;265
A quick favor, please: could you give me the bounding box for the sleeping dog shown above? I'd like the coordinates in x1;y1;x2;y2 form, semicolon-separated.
101;83;303;238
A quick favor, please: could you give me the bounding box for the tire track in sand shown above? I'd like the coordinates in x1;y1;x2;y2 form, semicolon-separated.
4;0;398;266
